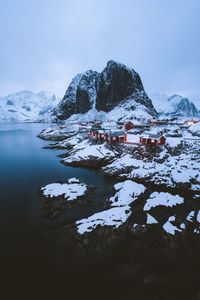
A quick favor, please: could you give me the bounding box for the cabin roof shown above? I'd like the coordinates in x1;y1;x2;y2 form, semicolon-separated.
98;130;106;134
108;130;127;137
140;133;164;140
91;126;102;131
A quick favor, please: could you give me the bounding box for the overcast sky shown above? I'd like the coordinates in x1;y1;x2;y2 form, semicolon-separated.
0;0;200;105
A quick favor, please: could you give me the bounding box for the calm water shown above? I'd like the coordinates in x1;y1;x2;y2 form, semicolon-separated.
0;123;111;293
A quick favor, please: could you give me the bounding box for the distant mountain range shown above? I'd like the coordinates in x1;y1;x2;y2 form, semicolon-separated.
151;93;199;118
0;62;199;123
0;90;58;122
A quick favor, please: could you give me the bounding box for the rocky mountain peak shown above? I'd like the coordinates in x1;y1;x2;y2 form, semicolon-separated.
55;61;157;120
96;60;148;112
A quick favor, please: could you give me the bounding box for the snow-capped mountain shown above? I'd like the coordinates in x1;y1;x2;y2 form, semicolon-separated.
151;93;199;117
0;90;59;122
54;60;157;122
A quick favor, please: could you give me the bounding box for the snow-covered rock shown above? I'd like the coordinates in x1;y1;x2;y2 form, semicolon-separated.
62;140;117;167
163;216;182;235
0;90;58;122
38;124;79;141
143;192;184;211
41;178;87;201
76;180;145;235
186;211;195;222
76;206;131;234
103;142;200;188
146;213;158;225
109;180;146;207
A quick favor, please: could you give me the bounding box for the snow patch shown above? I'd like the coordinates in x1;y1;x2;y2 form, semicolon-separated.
76;206;131;234
109;180;146;207
163;216;181;235
144;192;184;211
41;179;87;201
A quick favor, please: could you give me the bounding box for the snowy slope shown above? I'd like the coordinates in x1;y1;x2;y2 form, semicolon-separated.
151;93;199;117
0;90;59;122
67;93;156;123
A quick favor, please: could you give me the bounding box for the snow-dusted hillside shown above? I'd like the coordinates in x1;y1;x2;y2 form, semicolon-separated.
151;93;199;117
0;90;59;122
68;95;155;123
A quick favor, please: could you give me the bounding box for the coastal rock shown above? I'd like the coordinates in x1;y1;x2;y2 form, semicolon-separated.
62;140;118;168
37;125;78;141
39;178;91;218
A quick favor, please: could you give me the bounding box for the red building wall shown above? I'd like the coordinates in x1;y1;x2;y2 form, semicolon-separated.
125;121;134;131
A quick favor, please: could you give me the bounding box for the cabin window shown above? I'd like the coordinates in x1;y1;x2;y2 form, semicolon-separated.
113;137;116;141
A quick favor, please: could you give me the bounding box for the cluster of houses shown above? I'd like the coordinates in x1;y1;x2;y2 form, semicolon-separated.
88;127;128;144
80;117;198;147
88;122;166;146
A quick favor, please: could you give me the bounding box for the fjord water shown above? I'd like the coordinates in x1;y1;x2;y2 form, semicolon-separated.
0;123;109;295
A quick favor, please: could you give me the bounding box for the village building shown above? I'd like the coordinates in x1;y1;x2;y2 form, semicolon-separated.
104;130;127;143
88;124;102;138
185;119;197;126
133;123;151;129
151;119;170;125
125;121;134;131
139;133;166;146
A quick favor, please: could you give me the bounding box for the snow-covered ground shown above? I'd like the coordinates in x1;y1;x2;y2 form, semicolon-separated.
103;139;200;188
189;122;200;136
38;119;200;237
41;178;87;201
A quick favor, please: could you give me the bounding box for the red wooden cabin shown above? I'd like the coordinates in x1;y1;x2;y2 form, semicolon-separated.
104;130;127;144
88;129;106;140
139;133;166;146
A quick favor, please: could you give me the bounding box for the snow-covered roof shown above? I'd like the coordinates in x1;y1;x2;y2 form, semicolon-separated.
140;133;164;140
108;130;127;137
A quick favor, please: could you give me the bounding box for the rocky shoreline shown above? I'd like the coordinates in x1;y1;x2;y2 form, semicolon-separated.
37;124;200;300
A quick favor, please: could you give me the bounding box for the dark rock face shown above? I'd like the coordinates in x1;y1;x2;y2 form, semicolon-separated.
55;70;99;120
55;60;157;120
96;60;150;112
